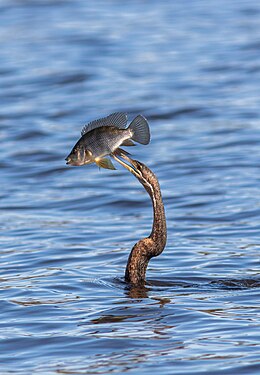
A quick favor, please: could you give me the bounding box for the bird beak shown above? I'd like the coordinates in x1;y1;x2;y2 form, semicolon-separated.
112;153;142;179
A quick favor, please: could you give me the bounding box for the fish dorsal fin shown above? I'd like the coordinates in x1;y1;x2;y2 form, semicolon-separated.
81;112;128;136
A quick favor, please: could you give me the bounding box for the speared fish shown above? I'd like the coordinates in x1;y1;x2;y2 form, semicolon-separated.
65;112;150;170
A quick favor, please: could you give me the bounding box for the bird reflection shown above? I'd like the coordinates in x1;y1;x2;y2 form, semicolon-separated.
112;150;167;286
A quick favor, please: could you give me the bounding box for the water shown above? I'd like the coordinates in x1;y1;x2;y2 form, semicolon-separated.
1;0;260;374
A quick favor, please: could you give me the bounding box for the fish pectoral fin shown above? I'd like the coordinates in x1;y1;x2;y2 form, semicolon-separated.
95;157;116;170
121;139;136;146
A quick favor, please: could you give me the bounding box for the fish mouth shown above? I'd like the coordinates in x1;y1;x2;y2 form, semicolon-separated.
65;156;72;165
65;156;84;166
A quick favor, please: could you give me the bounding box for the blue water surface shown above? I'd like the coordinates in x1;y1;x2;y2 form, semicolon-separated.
1;0;260;374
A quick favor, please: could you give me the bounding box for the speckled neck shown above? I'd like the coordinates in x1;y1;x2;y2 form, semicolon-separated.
125;165;167;285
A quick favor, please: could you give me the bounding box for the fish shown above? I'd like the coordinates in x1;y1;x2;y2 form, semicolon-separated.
65;112;150;170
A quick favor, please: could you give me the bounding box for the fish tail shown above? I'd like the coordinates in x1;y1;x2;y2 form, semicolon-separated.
128;115;150;145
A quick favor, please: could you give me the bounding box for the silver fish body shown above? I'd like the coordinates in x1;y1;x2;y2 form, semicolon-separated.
66;112;150;169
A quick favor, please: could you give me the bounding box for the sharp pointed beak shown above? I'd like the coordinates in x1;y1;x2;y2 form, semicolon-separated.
112;153;142;179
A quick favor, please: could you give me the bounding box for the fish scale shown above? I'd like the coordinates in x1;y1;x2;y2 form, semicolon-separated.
66;112;150;169
84;127;129;158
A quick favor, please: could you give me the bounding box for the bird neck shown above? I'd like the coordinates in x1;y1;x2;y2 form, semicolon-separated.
148;179;167;253
125;169;167;285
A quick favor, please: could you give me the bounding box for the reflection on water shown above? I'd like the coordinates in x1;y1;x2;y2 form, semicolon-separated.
1;0;260;374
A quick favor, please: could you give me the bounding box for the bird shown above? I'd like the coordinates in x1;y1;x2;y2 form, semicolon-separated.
112;150;167;285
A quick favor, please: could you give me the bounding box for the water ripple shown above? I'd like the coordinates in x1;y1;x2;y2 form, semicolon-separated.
1;0;260;374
